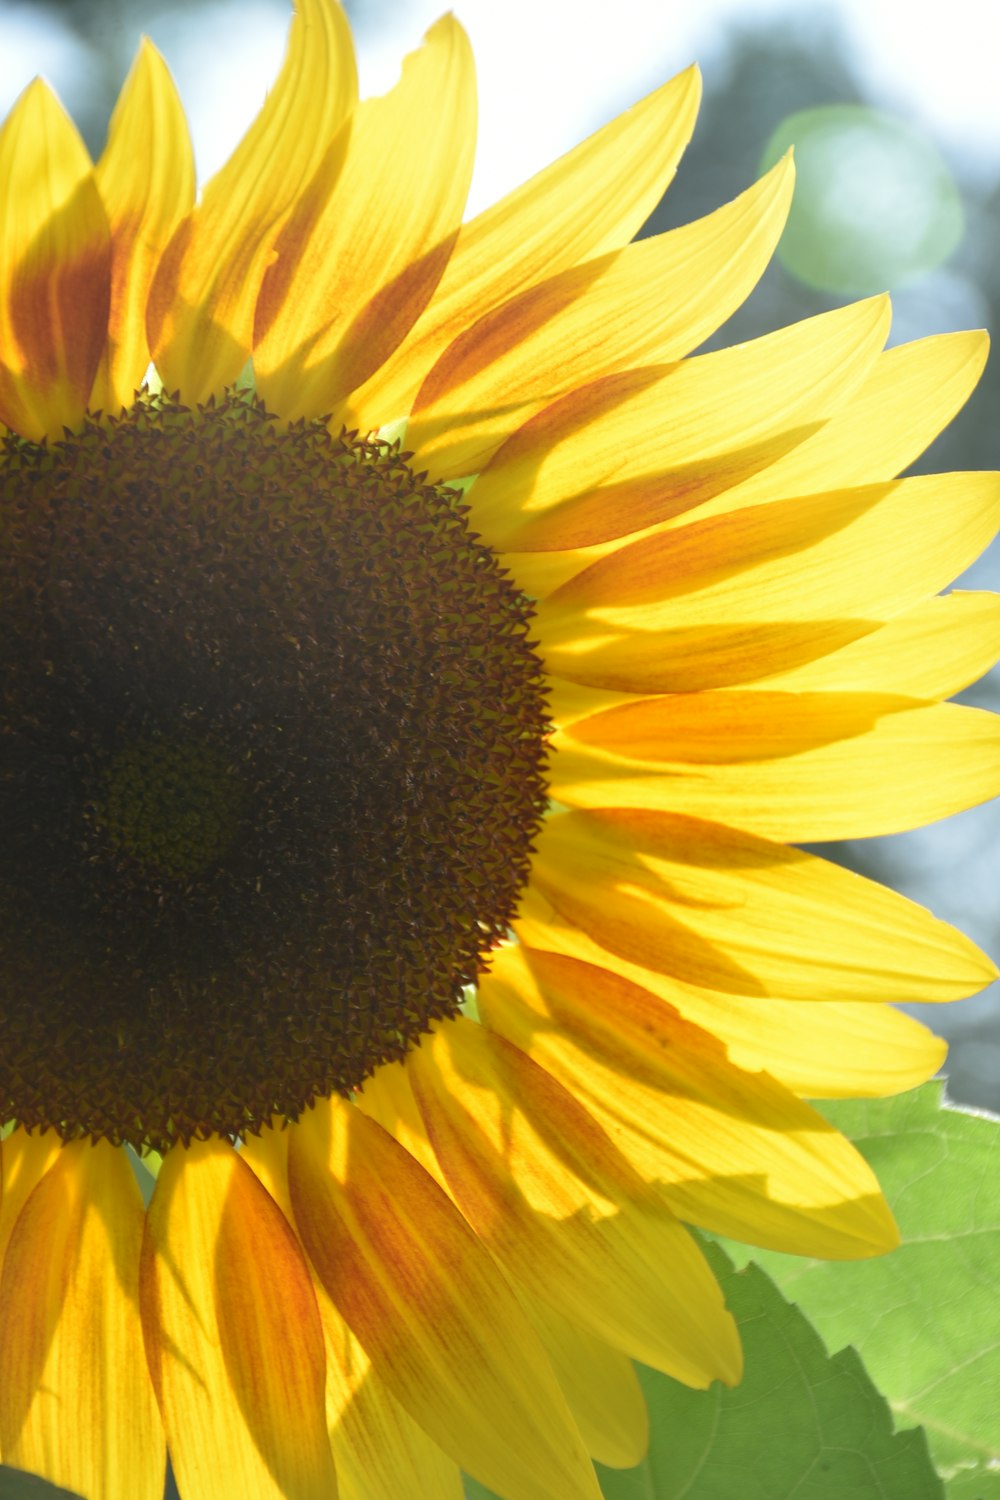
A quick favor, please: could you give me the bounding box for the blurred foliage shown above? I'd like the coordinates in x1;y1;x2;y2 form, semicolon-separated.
0;1469;82;1500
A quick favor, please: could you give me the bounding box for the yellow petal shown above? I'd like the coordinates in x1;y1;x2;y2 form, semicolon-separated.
323;1296;464;1500
408;1018;742;1388
140;1139;337;1500
693;998;946;1099
530;808;996;1001
0;80;110;440
513;888;948;1098
540;620;860;695
345;1062;650;1469
347;64;702;432
535;472;1000;690
547;678;639;731
502;324;987;604
0;1141;163;1500
469;295;890;553
695;327;991;523
548;617;1000;737
148;0;357;400
242;1125;463;1500
287;1096;603;1500
552;698;1000;840
565;686;900;759
92;40;195;412
480;944;899;1257
758;590;1000;696
406;156;794;478
354;1059;448;1189
543;469;995;621
527;1303;649;1470
255;15;476;423
0;1128;62;1269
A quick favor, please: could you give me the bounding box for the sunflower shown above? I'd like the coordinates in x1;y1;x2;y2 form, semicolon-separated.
0;3;997;1497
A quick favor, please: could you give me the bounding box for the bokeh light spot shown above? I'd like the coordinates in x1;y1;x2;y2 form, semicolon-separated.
761;105;963;295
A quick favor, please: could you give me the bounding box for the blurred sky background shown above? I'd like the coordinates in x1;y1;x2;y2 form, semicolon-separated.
4;0;1000;1108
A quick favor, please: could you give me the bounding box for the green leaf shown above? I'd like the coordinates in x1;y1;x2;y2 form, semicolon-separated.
0;1467;84;1500
464;1241;940;1499
597;1242;940;1500
722;1083;1000;1499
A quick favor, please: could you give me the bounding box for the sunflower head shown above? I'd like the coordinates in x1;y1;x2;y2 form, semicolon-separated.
0;388;549;1150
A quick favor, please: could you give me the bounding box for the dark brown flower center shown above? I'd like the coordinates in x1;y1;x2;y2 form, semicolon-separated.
0;391;548;1152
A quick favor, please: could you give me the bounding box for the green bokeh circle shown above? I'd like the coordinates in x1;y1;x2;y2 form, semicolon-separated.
760;105;963;295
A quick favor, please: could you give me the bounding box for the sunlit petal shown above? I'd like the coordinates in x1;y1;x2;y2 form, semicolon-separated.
140;1140;337;1500
0;81;109;439
288;1097;603;1500
0;1142;162;1500
148;0;357;399
92;40;195;412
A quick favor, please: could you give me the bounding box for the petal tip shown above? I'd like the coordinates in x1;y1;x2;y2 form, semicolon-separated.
681;60;703;105
866;1199;901;1256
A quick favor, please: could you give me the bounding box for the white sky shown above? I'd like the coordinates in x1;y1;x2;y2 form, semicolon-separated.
2;0;999;211
361;0;1000;212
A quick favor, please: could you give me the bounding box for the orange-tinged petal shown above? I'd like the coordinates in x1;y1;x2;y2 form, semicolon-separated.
287;1096;603;1500
0;1128;62;1270
685;997;946;1100
148;0;357;400
513;888;948;1098
480;944;898;1257
564;686;901;760
534;472;1000;689
695;328;991;523
547;678;638;731
539;620;866;695
0;80;110;440
318;1311;463;1500
255;16;476;424
758;590;1000;696
315;1048;648;1474
551;698;1000;840
92;40;195;413
323;1294;464;1500
468;295;889;554
527;1303;649;1469
0;1140;163;1500
357;1038;721;1431
498;329;989;603
503;330;988;600
545;613;1000;726
530;808;997;1001
407;1018;742;1387
347;64;702;432
405;156;794;478
354;1059;448;1189
140;1139;336;1500
541;470;996;622
241;1125;463;1500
